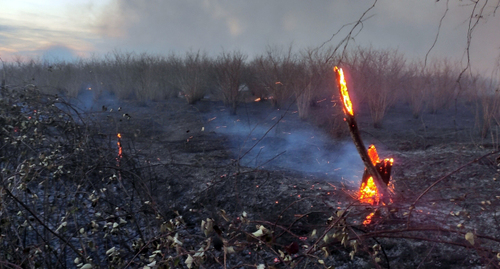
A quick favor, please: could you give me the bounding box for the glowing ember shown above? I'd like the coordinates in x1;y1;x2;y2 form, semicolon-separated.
363;212;376;225
117;133;123;158
333;66;353;116
254;97;261;102
116;133;123;181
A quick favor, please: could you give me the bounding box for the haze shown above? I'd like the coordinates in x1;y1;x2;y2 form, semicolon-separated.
1;0;499;73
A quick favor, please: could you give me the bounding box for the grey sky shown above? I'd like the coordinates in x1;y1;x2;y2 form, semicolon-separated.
1;0;499;73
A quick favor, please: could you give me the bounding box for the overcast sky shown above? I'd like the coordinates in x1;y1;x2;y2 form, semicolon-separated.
1;0;499;73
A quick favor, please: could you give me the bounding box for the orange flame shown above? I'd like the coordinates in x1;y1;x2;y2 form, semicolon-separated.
367;145;380;166
333;66;353;116
359;145;381;204
363;212;376;225
359;177;379;204
358;145;394;206
117;133;123;158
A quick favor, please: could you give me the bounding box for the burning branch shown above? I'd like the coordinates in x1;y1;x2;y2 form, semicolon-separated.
333;66;392;204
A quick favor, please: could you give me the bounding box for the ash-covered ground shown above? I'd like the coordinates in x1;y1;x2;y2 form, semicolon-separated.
74;90;500;268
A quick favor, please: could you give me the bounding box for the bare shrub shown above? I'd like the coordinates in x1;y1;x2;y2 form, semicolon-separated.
155;55;181;100
346;47;406;128
213;50;247;114
426;58;461;113
169;51;213;104
127;53;169;101
471;74;500;138
0;57;86;97
243;60;267;101
404;60;431;118
291;60;311;119
294;47;338;119
105;51;138;99
252;45;298;108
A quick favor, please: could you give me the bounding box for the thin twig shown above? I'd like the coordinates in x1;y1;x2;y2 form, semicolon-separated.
3;185;85;260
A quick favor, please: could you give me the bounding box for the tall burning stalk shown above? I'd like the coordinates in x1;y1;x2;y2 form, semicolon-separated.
333;66;392;204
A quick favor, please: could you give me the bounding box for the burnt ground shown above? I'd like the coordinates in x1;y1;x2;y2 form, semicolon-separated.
80;95;500;268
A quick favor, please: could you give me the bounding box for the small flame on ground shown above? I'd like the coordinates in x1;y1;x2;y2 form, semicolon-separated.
116;133;123;181
359;177;379;204
358;145;395;208
117;133;123;158
254;97;261;102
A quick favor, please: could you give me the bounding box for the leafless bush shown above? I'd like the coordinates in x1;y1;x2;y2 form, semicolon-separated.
294;47;338;119
170;51;213;104
346;47;406;128
403;61;431;118
103;51;136;99
243;60;267;101
471;74;500;138
213;50;247;114
252;45;299;108
426;58;461;113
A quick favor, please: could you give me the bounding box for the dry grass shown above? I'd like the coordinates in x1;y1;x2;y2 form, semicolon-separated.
345;47;406;128
1;47;499;137
2;48;500;268
251;45;299;108
426;58;461;113
213;50;247;114
471;74;500;139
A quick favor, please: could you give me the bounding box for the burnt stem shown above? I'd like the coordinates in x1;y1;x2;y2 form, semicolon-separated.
333;68;391;203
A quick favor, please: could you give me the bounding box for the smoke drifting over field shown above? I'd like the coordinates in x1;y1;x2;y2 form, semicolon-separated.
204;102;364;185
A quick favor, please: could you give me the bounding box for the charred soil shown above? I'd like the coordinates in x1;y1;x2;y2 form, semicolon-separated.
99;95;500;268
2;88;499;268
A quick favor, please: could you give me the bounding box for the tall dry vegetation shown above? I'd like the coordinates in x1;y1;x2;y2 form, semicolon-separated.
471;74;500;139
1;47;499;136
213;51;247;114
251;46;299;108
346;47;406;128
295;47;337;119
404;61;431;118
170;51;213;104
426;58;461;113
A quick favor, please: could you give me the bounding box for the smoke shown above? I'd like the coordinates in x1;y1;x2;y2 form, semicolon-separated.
205;102;364;185
60;86;121;118
87;1;500;73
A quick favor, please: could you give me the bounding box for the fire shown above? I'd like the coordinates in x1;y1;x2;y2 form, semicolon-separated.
116;133;123;181
358;145;394;206
367;145;379;166
333;66;353;116
117;133;123;158
363;212;376;225
359;177;379;204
